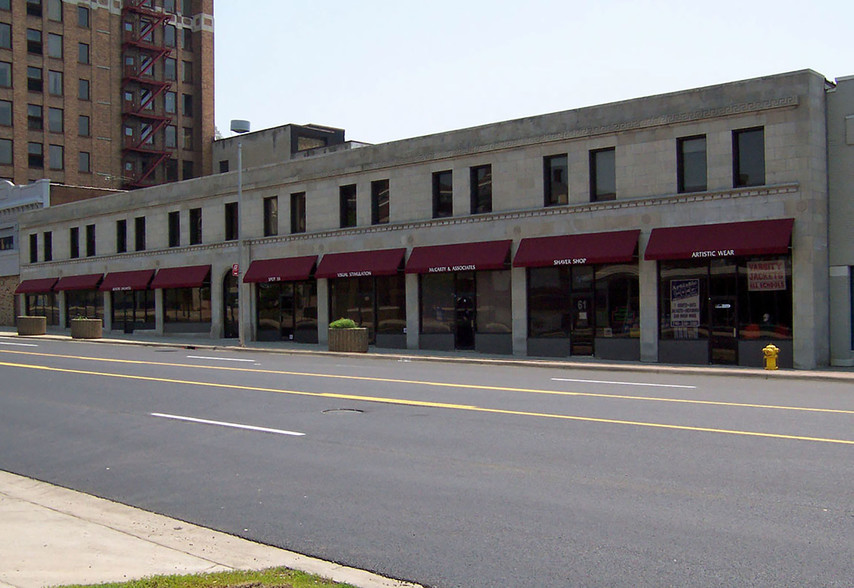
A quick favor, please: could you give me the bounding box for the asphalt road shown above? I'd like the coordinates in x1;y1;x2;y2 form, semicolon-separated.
0;337;852;587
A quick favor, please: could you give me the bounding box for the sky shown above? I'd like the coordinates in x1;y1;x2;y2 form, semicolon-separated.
214;0;852;145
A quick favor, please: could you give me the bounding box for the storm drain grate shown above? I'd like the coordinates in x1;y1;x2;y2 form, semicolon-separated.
322;408;364;415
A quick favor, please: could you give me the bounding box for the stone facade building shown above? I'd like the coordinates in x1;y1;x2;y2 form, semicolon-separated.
14;70;854;369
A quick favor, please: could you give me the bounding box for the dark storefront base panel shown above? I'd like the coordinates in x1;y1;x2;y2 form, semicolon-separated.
295;328;318;344
164;322;211;334
659;340;709;365
595;338;640;361
420;333;454;351
739;340;793;369
475;333;512;355
527;338;570;357
376;333;407;349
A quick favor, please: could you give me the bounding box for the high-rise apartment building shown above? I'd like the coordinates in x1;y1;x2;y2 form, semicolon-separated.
0;0;213;190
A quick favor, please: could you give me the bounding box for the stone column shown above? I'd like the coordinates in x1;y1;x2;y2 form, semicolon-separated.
638;232;659;363
317;278;329;344
511;266;527;356
406;272;419;349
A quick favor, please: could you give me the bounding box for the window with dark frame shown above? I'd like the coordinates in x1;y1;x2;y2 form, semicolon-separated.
26;29;42;54
189;207;202;244
263;196;278;237
224;202;238;241
48;107;63;133
182;93;193;116
134;216;146;251
677;135;707;193
339;184;357;228
77;5;89;27
470;165;492;214
733;127;765;187
218;160;228;173
28;142;43;169
0;138;11;165
29;234;38;263
182;160;194;180
27;105;43;130
544;154;568;206
590;147;616;201
164;25;176;47
48;70;62;96
290;192;306;234
78;78;90;100
78;43;90;64
48;144;63;170
43;231;52;261
0;100;9;126
78;151;90;173
116;219;127;253
168;211;180;247
47;33;62;58
85;224;95;257
432;170;453;218
79;115;89;136
0;23;9;49
26;0;42;17
371;179;390;225
166;158;178;182
0;62;11;88
28;67;43;92
47;0;61;21
69;227;80;258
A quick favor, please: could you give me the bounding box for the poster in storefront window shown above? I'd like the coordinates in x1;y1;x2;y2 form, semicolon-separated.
747;260;786;291
670;279;700;328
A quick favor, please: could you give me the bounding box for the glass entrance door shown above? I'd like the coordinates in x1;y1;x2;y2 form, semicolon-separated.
454;272;476;350
570;294;594;355
223;273;239;338
709;296;737;364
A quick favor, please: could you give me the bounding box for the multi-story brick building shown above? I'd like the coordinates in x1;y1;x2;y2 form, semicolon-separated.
14;70;854;369
0;0;213;189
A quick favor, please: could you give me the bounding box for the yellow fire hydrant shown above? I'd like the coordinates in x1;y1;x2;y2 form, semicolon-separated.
763;344;780;370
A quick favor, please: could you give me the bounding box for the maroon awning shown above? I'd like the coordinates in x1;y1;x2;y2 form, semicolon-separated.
54;273;103;291
99;269;155;292
406;240;512;274
14;278;58;294
513;230;640;268
644;218;795;261
243;255;317;283
150;265;211;289
315;248;405;279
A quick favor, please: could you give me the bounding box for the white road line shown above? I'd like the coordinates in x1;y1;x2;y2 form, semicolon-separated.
186;355;257;363
551;378;696;389
0;341;39;347
151;413;305;436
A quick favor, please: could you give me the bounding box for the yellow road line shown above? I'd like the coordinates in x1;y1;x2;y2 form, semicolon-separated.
1;359;852;446
1;348;851;415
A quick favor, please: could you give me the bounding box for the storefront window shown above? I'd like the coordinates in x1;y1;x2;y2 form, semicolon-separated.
111;290;154;328
65;290;103;326
476;270;511;333
659;261;709;340
256;281;318;342
420;273;455;334
594;265;639;338
330;275;404;343
737;256;792;339
164;286;211;323
26;293;59;325
376;274;405;335
527;267;571;338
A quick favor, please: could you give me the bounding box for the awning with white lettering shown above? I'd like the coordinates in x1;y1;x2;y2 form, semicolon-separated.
405;240;511;274
513;230;640;268
644;219;794;261
99;269;155;292
315;248;406;279
243;256;317;283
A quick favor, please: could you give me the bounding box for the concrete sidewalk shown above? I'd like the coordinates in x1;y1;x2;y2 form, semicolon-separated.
0;471;421;588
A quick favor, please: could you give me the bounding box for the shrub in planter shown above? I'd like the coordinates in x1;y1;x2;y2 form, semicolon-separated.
17;316;46;336
71;317;103;339
328;317;368;352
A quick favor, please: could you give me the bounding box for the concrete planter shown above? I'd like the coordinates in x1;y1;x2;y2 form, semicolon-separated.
71;318;103;339
17;316;46;336
328;327;368;353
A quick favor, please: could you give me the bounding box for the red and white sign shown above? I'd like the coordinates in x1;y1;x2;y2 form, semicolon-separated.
747;260;786;291
232;263;239;277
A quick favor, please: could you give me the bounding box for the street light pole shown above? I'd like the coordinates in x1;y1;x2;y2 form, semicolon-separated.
230;120;250;347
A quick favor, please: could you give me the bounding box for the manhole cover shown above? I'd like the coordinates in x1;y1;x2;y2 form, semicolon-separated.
322;408;364;415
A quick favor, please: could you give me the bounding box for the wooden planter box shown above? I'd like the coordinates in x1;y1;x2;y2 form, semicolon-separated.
71;318;103;339
328;327;368;353
17;315;46;336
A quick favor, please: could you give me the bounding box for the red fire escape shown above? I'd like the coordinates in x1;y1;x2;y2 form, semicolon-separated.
120;0;173;189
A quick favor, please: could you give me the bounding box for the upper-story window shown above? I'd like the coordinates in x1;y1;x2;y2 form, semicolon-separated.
29;234;38;263
134;217;146;251
0;0;9;12
339;184;357;228
168;211;180;247
432;170;453;218
26;0;42;18
47;0;61;21
27;29;42;54
69;227;80;259
27;142;43;168
116;219;127;253
263;196;278;236
290;192;306;234
543;154;568;206
85;224;96;257
0;62;10;88
47;33;62;58
677;135;707;193
470;165;492;214
164;25;176;47
733;127;765;187
0;138;11;165
224;202;238;241
0;23;11;49
43;231;52;261
0;100;10;126
590;147;616;201
78;43;90;65
371;179;390;225
189;207;202;244
77;6;90;28
48;70;62;95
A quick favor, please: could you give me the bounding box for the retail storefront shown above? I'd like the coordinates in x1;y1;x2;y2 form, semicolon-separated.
514;230;640;360
55;273;103;326
646;218;794;368
151;265;212;334
317;248;407;348
244;256;318;343
407;240;512;354
16;278;59;325
101;270;155;332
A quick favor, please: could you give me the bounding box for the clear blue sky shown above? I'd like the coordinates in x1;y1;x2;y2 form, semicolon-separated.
214;0;852;144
